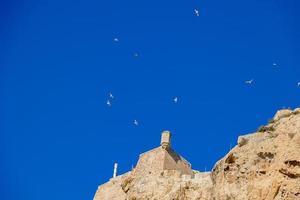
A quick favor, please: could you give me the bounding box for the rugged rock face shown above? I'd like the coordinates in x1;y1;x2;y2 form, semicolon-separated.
93;108;300;200
212;108;300;200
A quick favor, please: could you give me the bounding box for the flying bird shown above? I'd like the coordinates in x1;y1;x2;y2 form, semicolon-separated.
133;119;139;126
173;97;178;103
109;92;114;99
245;79;254;84
194;9;200;16
106;100;111;107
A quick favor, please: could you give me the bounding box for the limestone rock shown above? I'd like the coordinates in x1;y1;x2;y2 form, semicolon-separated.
273;109;293;121
93;108;300;200
211;108;300;200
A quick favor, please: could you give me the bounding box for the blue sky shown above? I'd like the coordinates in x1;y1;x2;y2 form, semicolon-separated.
1;0;300;199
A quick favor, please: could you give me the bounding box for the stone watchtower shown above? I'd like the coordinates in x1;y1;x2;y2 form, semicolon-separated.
133;131;193;177
160;131;171;149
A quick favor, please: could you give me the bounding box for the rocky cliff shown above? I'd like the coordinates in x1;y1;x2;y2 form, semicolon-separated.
93;108;300;200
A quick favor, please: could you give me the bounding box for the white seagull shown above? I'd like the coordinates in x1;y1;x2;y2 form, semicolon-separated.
106;100;111;107
109;92;114;99
173;97;178;103
245;79;254;84
194;9;200;16
133;119;139;126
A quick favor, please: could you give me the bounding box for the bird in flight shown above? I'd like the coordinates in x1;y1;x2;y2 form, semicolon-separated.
173;97;178;103
194;9;200;16
133;120;139;126
109;92;114;99
113;38;119;42
106;100;111;107
245;79;254;84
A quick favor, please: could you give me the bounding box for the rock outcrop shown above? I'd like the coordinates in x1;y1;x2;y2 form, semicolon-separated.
93;108;300;200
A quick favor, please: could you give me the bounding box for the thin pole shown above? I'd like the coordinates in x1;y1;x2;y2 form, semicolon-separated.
113;163;118;178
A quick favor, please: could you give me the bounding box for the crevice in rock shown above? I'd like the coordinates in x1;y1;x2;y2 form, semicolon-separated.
121;177;134;193
279;169;300;179
257;152;274;160
284;160;300;167
225;154;236;164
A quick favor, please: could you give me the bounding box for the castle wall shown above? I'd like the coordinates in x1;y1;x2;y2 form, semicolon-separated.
163;149;194;176
133;147;193;177
133;147;165;177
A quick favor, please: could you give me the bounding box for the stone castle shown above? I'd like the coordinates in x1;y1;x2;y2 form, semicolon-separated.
133;131;194;177
93;108;300;200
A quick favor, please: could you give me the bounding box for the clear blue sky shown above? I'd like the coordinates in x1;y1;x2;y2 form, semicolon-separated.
1;0;299;199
